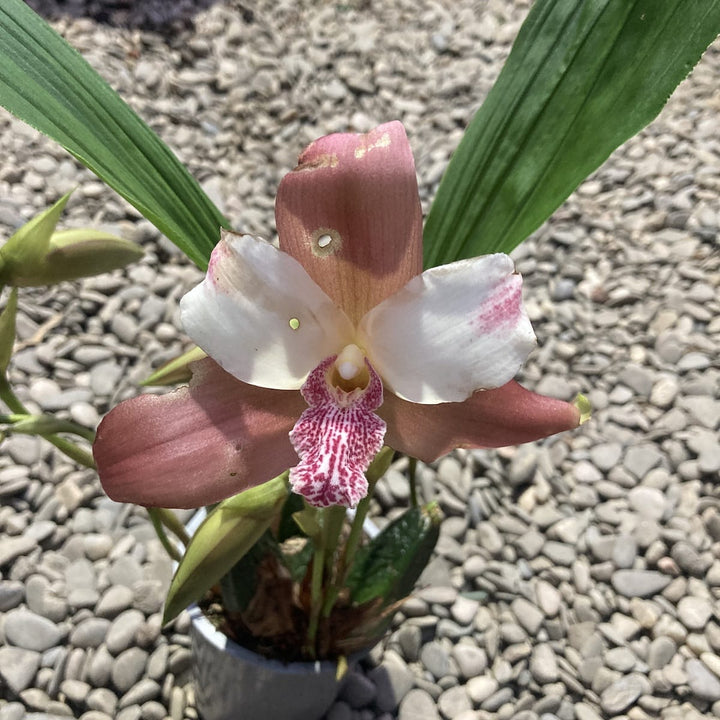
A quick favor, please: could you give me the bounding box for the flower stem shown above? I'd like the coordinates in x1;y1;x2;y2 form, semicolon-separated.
408;455;418;507
305;533;325;658
323;447;395;621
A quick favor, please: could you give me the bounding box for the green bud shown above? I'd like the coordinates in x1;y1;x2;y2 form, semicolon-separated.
0;288;18;374
0;192;143;287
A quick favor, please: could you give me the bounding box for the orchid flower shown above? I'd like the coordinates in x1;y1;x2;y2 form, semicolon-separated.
94;122;580;509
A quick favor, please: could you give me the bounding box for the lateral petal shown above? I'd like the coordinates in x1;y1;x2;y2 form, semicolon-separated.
359;254;536;404
381;381;581;461
93;359;306;508
275;121;423;325
180;231;354;390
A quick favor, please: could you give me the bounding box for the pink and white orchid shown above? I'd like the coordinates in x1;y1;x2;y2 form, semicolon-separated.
94;122;580;509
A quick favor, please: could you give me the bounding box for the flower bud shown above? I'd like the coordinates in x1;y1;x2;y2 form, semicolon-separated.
0;192;143;287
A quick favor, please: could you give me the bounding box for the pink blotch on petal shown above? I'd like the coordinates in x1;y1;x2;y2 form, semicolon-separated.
471;275;524;336
289;357;386;508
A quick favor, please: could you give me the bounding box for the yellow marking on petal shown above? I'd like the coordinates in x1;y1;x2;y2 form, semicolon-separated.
289;317;300;330
295;153;338;171
310;227;342;257
573;393;592;425
354;132;391;159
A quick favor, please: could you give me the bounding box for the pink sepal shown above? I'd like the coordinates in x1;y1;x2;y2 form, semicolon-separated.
381;381;581;462
275;121;423;325
289;357;386;507
93;359;305;508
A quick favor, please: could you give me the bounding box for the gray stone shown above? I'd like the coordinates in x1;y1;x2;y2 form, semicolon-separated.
4;609;63;651
65;558;96;590
420;642;451;679
604;647;636;672
627;486;667;521
368;651;414;713
0;646;41;694
340;671;376;709
512;597;544;634
95;586;135;618
686;659;720;701
466;676;498;704
452;644;487;679
650;376;679;408
590;443;623;471
108;556;143;587
106;609;145;655
0;580;25;611
574;704;602;720
600;674;645;715
611;570;671;598
398;688;440;720
112;647;149;693
671;541;708;577
397;624;422;662
118;678;160;708
60;679;92;705
70;618;110;648
25;575;68;623
542;541;576;566
530;644;559;684
132;580;165;615
437;685;471;718
624;444;664;478
0;703;26;720
86;644;114;687
139;701;166;720
677;596;713;630
0;535;38;567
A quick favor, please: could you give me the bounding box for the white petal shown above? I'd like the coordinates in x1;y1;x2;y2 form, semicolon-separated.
358;254;536;404
180;231;354;390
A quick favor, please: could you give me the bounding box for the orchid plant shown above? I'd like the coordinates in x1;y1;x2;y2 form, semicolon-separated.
90;124;581;659
0;0;718;663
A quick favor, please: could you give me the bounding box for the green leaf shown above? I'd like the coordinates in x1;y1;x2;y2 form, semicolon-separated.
0;0;228;268
423;0;720;267
0;288;18;374
346;503;441;606
219;532;280;613
163;473;289;623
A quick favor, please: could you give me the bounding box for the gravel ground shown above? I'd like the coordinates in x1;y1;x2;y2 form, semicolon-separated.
1;1;719;719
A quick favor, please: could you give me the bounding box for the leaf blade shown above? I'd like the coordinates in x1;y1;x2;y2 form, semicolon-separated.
423;0;720;266
0;0;228;268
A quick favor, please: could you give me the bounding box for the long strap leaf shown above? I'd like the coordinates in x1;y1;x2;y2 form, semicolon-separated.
423;0;720;267
0;0;227;268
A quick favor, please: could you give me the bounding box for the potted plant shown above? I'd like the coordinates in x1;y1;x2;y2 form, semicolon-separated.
90;120;582;720
0;1;717;718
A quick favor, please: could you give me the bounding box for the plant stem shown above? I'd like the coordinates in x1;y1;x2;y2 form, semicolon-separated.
305;532;325;658
148;508;183;562
0;376;96;468
323;447;395;620
319;505;346;619
408;455;418;507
